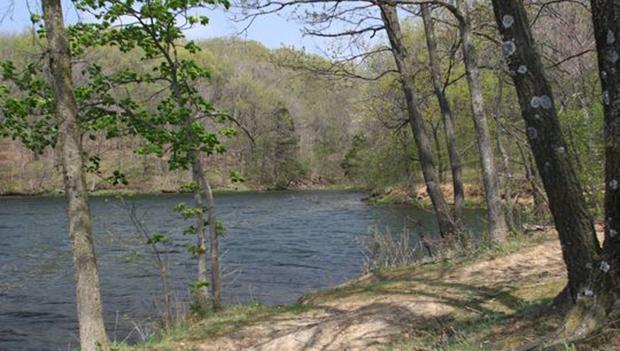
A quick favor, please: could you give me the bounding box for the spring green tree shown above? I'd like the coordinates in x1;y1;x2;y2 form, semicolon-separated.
72;0;233;310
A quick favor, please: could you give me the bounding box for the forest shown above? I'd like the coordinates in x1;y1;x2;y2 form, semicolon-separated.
0;0;618;350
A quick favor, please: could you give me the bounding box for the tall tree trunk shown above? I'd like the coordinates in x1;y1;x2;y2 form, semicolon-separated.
379;3;458;238
456;0;509;243
431;121;446;184
591;0;620;272
191;155;210;308
591;0;620;332
193;154;221;309
202;160;222;310
421;4;465;223
490;1;611;342
41;1;110;350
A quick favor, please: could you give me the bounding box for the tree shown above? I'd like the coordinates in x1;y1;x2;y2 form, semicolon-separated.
414;0;509;242
272;102;304;189
379;2;459;238
420;3;465;223
591;0;620;273
41;1;110;349
490;0;612;344
453;0;508;242
74;0;231;310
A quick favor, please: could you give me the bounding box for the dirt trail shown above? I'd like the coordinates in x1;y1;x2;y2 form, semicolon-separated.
167;233;569;351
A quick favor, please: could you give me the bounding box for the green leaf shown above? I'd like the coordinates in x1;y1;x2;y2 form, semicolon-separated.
189;279;209;291
147;233;170;244
229;170;245;183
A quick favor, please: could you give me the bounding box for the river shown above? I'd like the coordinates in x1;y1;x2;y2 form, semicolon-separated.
0;190;483;350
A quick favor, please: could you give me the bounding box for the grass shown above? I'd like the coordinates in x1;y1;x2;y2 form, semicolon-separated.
119;303;315;350
121;230;620;351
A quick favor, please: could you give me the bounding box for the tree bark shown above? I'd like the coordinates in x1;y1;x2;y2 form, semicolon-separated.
191;155;211;308
203;162;222;310
490;0;601;304
489;1;617;344
590;0;620;332
456;0;509;243
379;2;459;238
41;1;110;350
591;0;620;272
192;154;221;309
421;4;465;223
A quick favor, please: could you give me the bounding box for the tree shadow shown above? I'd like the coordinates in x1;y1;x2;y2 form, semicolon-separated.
248;272;564;350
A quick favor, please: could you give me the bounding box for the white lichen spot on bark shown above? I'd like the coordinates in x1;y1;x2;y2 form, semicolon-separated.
609;50;620;64
608;30;616;45
610;229;618;238
530;96;541;108
502;40;516;57
540;95;552;109
527;126;538;139
604;91;610;105
502;15;514;29
609;179;618;190
600;261;610;273
517;65;527;74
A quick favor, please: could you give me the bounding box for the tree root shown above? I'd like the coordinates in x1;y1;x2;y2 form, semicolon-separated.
508;295;612;351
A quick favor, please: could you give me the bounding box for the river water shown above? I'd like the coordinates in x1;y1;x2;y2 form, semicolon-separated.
0;190;483;350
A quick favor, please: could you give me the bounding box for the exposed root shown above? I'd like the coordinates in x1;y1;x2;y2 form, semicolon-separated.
550;285;572;313
511;295;612;351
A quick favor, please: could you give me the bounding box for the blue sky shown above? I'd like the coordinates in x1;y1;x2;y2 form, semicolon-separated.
0;0;328;53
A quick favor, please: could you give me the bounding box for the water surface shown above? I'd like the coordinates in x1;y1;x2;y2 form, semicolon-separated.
0;190;483;350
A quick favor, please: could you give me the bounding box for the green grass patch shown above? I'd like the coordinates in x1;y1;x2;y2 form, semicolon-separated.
124;303;314;350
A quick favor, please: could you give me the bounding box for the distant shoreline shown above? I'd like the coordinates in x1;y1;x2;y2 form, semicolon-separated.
0;184;365;198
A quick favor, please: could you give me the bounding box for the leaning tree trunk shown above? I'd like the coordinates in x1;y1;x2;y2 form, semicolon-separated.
421;4;465;223
41;1;110;350
456;0;509;243
191;154;210;308
491;0;611;344
379;3;459;238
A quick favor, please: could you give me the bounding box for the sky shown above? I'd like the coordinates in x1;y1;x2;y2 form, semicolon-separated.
0;0;329;54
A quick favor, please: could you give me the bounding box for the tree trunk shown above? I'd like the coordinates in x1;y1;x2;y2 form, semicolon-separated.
41;1;110;350
490;2;610;343
590;0;620;333
191;155;210;308
488;1;619;344
203;161;222;310
456;0;509;243
591;0;620;272
421;3;465;223
431;121;445;184
379;3;458;238
192;154;221;309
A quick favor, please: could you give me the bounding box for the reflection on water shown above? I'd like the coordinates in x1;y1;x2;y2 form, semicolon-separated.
0;190;483;350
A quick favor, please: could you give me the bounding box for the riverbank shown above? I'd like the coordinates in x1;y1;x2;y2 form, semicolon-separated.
0;182;363;198
365;183;539;211
121;229;616;351
365;183;487;208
